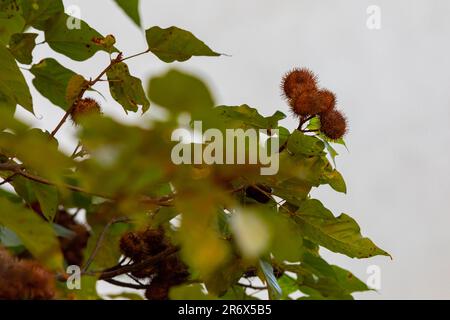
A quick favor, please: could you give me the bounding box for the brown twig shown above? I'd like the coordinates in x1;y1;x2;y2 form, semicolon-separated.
120;49;150;62
50;54;124;137
84;247;179;280
0;162;174;206
82;217;131;273
0;172;18;186
237;282;267;290
102;278;148;290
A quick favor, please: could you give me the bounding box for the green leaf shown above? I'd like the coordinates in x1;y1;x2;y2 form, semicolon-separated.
0;0;25;46
307;117;347;147
259;260;281;300
169;284;214;300
145;26;220;63
148;69;214;121
31;182;58;221
57;275;99;300
106;62;150;113
113;0;141;27
0;197;63;270
270;214;303;262
8;32;38;64
21;0;64;30
321;169;347;193
294;199;390;259
0;46;33;113
287;130;325;156
107;292;144;300
44;12;117;61
30;58;77;110
215;105;286;130
278;273;300;299
291;252;370;299
84;222;130;270
204;258;244;296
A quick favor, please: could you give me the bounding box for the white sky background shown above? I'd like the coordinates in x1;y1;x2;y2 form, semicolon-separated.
16;0;450;299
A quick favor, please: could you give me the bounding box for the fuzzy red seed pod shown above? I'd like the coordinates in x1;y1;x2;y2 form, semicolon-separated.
0;247;55;300
319;110;348;140
281;68;318;100
317;89;336;113
70;98;101;124
290;89;321;117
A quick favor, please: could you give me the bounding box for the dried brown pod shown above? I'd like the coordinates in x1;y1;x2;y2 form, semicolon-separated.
319;110;348;140
281;68;317;100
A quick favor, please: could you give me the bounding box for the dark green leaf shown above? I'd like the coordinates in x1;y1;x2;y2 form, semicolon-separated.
0;46;33;113
113;0;141;27
8;32;38;64
106;62;150;113
0;0;25;45
21;0;64;30
146;26;220;63
44;12;117;61
30;58;77;110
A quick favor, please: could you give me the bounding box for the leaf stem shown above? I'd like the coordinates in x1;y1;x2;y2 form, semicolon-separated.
50;54;123;137
82;217;131;273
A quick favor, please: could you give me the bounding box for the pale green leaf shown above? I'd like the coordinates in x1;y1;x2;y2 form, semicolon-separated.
294;199;390;259
0;197;63;270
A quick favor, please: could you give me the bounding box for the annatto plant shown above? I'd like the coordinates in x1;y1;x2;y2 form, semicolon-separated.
0;0;390;300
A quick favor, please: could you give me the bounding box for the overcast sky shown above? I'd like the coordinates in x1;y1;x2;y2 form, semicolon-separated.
17;0;450;299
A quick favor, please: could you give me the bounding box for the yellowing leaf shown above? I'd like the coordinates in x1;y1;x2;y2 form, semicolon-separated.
66;74;88;107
